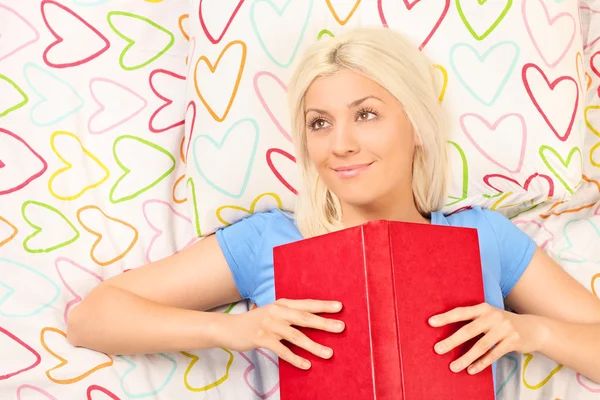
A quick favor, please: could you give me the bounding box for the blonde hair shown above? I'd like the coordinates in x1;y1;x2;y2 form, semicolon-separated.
288;27;450;238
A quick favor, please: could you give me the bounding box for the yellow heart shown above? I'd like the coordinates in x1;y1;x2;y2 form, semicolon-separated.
48;131;109;201
522;353;563;390
216;192;284;226
591;141;600;168
434;64;448;102
584;105;600;139
181;349;234;392
592;273;600;298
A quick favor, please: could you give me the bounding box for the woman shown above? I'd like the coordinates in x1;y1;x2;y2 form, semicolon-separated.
68;28;600;385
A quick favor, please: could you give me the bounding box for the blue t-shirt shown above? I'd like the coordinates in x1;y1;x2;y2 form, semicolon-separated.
215;206;536;393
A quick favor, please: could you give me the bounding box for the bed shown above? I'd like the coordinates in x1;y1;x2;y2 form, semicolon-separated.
1;0;599;399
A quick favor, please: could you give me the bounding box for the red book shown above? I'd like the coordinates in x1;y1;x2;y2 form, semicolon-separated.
273;220;495;399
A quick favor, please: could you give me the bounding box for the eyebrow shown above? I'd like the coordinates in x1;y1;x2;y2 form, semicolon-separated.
304;95;385;115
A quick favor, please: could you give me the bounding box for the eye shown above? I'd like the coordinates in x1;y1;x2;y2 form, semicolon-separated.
308;118;331;131
356;108;379;122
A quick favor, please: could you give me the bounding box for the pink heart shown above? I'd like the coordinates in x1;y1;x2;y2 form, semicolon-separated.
17;384;57;400
581;7;600;51
238;350;280;399
149;69;186;133
142;199;197;264
513;219;554;249
594;202;600;216
460;113;526;174
199;0;245;44
0;4;40;63
41;0;110;68
88;77;148;135
254;71;291;142
266;148;297;195
55;257;103;325
0;128;48;195
378;0;450;50
522;62;578;142
184;101;197;163
483;173;555;197
0;327;41;380
522;0;576;68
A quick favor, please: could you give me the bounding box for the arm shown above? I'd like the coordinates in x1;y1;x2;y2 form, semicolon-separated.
67;234;242;354
68;225;345;368
506;247;600;383
431;248;600;383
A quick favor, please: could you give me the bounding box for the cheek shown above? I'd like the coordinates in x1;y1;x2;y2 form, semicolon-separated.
306;136;328;167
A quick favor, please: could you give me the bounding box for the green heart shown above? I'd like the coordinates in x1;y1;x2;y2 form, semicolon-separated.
186;177;202;237
21;200;80;254
456;0;513;41
539;145;582;195
107;11;175;71
318;29;335;40
110;135;176;204
445;141;469;206
0;75;28;118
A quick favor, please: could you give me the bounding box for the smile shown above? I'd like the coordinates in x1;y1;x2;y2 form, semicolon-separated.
332;162;374;179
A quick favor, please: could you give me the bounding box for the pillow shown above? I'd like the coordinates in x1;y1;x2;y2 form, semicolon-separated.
183;0;585;235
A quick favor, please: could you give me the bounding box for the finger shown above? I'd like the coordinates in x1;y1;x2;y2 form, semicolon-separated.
429;303;491;327
449;326;506;373
275;323;333;360
268;340;311;370
435;314;495;355
467;340;515;375
277;298;343;314
277;307;344;333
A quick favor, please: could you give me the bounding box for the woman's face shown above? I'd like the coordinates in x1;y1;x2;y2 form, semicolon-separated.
304;69;417;209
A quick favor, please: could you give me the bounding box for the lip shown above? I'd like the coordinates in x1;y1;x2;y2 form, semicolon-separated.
332;162;374;178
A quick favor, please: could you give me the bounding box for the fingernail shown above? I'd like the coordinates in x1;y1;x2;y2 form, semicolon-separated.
468;365;478;375
451;362;461;372
429;317;438;326
322;347;333;358
334;321;345;331
332;302;342;310
434;343;445;354
302;360;311;369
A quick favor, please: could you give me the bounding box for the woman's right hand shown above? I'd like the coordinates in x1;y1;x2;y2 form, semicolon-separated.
221;298;345;369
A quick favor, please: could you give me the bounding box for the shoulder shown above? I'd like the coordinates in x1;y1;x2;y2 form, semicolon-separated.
215;209;300;243
438;206;510;233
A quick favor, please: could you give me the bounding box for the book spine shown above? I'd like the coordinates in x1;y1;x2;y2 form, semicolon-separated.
362;222;403;399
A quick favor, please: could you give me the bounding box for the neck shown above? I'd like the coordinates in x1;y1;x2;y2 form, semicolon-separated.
340;195;430;229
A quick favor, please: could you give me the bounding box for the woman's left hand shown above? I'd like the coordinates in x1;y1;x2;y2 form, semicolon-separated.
429;302;545;375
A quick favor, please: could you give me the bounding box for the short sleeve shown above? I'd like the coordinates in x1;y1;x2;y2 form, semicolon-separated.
215;213;271;300
481;209;537;298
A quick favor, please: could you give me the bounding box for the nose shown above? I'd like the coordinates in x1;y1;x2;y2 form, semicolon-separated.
331;121;359;156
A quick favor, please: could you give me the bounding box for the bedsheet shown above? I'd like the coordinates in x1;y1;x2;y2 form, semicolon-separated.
1;1;599;399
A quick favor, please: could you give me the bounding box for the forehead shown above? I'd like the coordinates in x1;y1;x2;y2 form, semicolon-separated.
304;69;392;108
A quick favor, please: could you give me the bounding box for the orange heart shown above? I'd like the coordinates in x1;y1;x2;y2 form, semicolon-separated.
194;40;247;122
76;205;138;266
325;0;361;25
576;51;585;93
0;216;18;247
586;72;593;92
592;273;600;298
178;13;189;41
172;173;187;204
41;327;113;384
522;353;563;390
539;175;600;220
